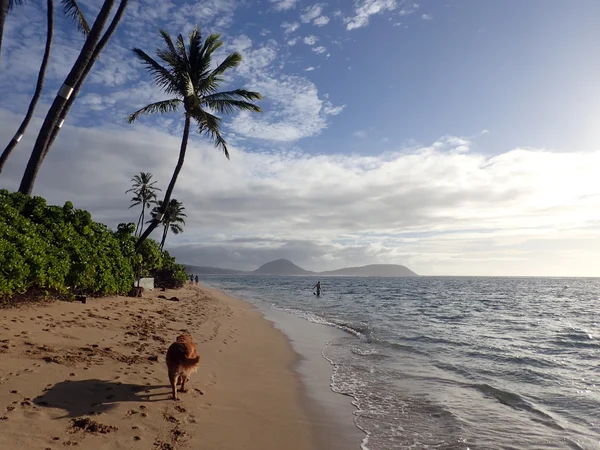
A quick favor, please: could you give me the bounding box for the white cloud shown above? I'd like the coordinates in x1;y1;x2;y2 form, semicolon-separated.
313;15;330;26
303;35;319;45
300;4;325;23
281;21;300;35
312;46;327;54
353;130;368;139
432;135;471;153
2;108;599;276
287;38;299;46
270;0;298;11
223;36;343;142
345;0;418;30
305;66;316;71
229;74;343;141
421;13;432;20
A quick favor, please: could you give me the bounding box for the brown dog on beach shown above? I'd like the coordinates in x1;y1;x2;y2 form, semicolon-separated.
166;334;201;400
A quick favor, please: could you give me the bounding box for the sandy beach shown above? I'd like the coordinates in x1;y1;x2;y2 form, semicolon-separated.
0;285;321;450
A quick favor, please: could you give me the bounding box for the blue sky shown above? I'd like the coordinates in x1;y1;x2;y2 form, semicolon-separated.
1;0;600;275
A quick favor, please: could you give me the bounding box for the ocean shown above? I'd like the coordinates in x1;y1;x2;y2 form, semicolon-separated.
200;276;600;450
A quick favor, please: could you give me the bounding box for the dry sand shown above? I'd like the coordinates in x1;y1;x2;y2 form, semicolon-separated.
0;285;320;450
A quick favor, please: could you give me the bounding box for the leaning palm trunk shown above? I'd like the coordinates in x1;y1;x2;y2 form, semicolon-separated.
0;0;8;62
160;225;168;251
136;116;190;250
135;207;144;237
138;203;145;237
42;0;128;160
18;0;116;195
0;0;53;175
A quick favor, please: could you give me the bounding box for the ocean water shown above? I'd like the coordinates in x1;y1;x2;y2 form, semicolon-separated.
201;276;600;450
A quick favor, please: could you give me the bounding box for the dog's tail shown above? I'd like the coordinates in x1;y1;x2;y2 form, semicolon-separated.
181;355;201;369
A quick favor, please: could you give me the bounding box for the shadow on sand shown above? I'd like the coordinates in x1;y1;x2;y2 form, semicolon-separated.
33;379;171;418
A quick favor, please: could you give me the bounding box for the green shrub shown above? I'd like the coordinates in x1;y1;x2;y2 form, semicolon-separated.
154;251;188;289
0;190;187;300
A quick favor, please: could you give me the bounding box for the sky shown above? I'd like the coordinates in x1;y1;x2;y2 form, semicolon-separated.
1;0;600;276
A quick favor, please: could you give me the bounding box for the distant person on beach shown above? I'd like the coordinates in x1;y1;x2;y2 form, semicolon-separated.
189;274;194;284
313;281;321;296
194;275;199;285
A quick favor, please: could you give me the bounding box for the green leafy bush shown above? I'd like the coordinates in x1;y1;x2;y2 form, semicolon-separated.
154;251;188;289
0;190;187;300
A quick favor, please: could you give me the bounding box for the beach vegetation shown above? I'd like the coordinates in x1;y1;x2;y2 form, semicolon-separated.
0;189;186;302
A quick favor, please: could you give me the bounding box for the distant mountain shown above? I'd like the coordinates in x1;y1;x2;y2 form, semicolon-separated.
184;260;417;277
253;259;314;275
183;264;247;275
320;264;417;277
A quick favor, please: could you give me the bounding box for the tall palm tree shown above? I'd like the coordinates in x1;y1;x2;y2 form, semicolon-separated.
126;172;161;237
0;0;89;175
41;0;127;161
18;0;128;195
128;27;262;250
149;199;186;251
0;0;19;62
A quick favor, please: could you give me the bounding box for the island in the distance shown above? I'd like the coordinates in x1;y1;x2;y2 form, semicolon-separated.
184;258;418;277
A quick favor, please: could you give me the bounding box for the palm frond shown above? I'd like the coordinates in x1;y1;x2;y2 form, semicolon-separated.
203;89;262;102
127;99;182;123
176;33;190;71
195;33;222;87
170;223;184;234
128;196;142;208
190;109;229;159
159;29;178;58
200;33;223;59
132;48;178;95
203;99;262;115
61;0;90;34
187;26;203;78
8;0;25;11
202;89;262;114
211;52;242;78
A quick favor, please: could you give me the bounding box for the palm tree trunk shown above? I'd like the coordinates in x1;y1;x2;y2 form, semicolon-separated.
18;0;116;195
136;115;190;251
160;226;168;251
135;208;143;238
0;0;8;63
42;0;128;161
0;0;53;175
139;204;145;238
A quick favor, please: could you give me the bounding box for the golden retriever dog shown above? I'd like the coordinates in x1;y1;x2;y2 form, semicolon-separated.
165;334;201;400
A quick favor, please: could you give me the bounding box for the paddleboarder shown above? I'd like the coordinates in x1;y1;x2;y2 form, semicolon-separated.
313;281;321;297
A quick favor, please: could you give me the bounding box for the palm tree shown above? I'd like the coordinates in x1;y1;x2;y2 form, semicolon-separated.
0;0;19;62
41;0;127;162
18;0;130;195
126;172;161;237
149;199;186;251
128;27;262;251
0;0;89;175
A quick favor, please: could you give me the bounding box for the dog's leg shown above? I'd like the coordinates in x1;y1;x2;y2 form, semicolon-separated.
169;373;179;400
179;375;188;393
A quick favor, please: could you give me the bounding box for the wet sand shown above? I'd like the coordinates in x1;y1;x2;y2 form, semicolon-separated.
0;285;319;450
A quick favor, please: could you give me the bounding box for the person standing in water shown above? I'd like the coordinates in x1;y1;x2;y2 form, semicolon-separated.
313;281;321;296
